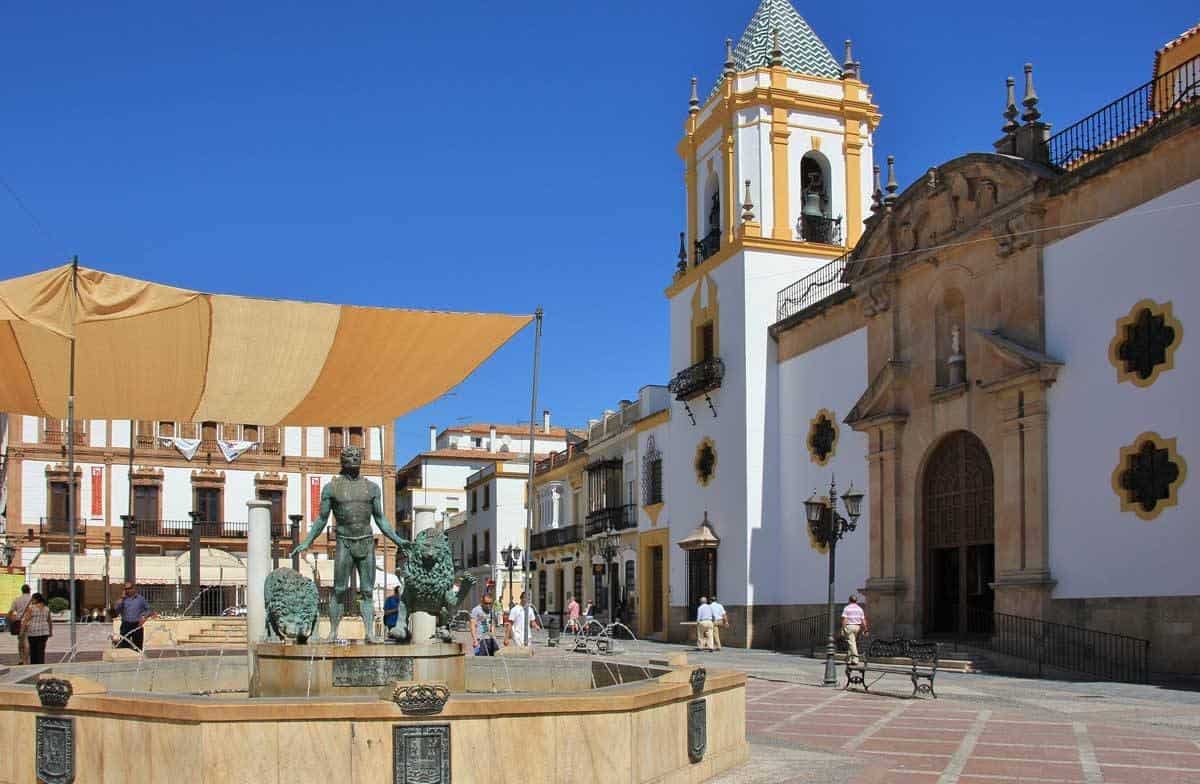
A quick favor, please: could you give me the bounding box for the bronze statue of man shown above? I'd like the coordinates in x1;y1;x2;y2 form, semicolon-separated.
291;445;407;643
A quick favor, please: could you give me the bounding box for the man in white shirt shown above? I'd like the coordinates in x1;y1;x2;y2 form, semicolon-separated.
506;591;541;648
695;597;715;652
841;595;868;664
708;595;727;651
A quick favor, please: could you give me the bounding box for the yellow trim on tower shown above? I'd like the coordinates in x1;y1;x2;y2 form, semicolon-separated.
665;234;846;299
634;409;671;433
771;105;791;240
637;528;671;639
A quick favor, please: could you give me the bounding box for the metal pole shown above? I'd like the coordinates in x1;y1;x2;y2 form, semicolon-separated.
823;531;838;686
523;307;543;648
67;255;79;647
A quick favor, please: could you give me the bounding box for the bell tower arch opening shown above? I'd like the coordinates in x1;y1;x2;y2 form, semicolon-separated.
922;430;995;635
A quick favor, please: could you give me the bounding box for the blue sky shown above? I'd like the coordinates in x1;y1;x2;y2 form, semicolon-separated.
2;1;1194;462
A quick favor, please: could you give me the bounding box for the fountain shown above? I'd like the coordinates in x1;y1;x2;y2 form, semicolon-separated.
0;504;748;783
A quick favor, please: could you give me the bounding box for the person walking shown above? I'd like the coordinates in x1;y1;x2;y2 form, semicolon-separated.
841;594;868;664
470;594;499;656
695;596;715;652
507;591;541;648
21;593;52;665
709;595;727;651
565;594;581;633
6;584;32;665
114;581;152;651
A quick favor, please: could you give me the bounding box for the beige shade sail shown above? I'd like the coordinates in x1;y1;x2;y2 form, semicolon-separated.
0;263;532;423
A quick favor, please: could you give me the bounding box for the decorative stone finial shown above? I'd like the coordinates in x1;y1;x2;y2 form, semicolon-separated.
688;76;700;115
723;38;735;79
870;164;883;214
1021;63;1041;124
1002;76;1019;134
741;180;756;223
677;232;688;273
884;155;899;209
842;39;860;80
770;28;783;67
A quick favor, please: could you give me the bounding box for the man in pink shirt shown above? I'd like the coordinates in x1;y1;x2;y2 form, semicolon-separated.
841;595;868;664
565;594;581;632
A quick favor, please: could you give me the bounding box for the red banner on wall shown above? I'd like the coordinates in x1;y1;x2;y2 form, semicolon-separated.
309;476;321;520
90;466;103;516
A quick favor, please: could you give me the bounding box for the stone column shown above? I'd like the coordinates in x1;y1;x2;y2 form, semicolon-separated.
409;505;438;642
246;500;272;686
861;419;910;638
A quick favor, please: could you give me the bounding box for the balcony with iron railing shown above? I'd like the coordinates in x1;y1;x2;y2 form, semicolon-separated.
695;228;721;264
38;518;88;536
121;518;291;539
1049;53;1200;169
775;251;852;323
584;505;637;538
667;357;725;401
530;524;581;552
43;430;86;446
795;213;843;246
535;442;586;475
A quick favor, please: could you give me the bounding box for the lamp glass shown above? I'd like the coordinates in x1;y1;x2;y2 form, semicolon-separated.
841;483;865;519
803;493;825;524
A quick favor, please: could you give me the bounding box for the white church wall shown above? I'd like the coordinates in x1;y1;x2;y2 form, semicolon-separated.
1045;177;1200;598
667;260;750;608
762;326;869;605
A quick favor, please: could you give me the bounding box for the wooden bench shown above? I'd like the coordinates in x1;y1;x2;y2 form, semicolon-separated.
844;638;938;698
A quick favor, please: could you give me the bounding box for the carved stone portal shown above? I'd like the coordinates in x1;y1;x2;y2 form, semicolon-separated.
393;724;450;784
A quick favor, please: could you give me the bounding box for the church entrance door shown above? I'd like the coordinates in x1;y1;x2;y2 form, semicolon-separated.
923;431;995;635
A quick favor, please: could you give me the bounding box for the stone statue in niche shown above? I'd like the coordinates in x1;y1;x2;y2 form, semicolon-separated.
947;324;966;386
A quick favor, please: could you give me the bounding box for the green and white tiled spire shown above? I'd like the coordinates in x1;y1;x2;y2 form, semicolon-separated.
729;0;840;80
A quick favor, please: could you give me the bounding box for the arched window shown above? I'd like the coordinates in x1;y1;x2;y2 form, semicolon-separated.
798;152;841;245
697;173;722;262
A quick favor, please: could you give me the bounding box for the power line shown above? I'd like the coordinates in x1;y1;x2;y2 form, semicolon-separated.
0;173;59;252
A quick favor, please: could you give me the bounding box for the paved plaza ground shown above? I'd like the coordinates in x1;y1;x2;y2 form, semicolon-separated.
4;628;1199;782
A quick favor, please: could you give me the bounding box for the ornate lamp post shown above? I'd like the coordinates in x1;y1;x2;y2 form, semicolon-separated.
804;476;864;687
596;525;621;622
501;543;522;610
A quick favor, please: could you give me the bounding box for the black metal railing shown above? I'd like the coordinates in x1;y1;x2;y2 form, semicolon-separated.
770;613;830;657
668;357;725;401
43;430;86;446
39;518;87;536
695;228;721;263
776;252;851;322
1049;53;1200;169
954;609;1150;683
140;584;240;618
531;524;581;552
796;214;843;246
584;505;636;538
131;519;290;539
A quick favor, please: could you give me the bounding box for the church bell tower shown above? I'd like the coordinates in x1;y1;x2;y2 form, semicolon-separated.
664;0;881;646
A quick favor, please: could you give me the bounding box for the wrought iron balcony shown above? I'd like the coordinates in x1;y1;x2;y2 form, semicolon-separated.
668;357;725;401
796;214;843;245
775;252;851;322
584;505;636;538
530;524;581;552
695;228;721;263
38;518;87;536
1049;53;1199;169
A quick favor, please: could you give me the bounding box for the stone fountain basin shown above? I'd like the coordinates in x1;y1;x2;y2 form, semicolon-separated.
0;654;748;783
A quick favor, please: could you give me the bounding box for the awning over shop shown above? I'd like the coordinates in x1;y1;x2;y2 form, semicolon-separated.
26;553;108;581
0;263;532;423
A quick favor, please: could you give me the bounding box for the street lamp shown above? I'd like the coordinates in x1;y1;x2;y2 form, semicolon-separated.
804;475;864;687
501;544;522;609
595;525;621;622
